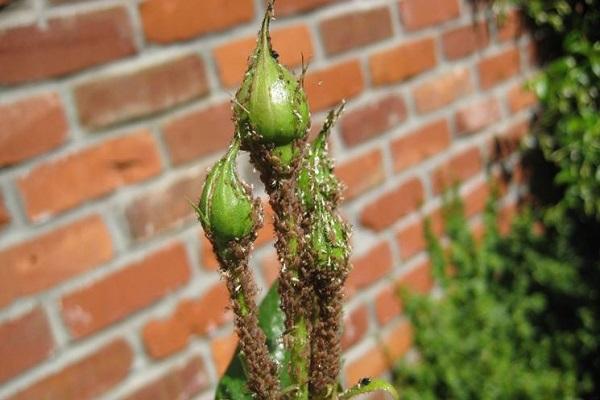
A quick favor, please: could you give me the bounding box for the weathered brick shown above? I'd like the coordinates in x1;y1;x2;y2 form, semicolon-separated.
8;340;132;400
399;0;460;31
123;357;209;400
319;6;392;55
126;170;207;241
491;119;529;161
304;60;364;112
478;47;521;89
140;0;254;43
0;215;113;307
211;333;238;377
61;243;190;338
0;308;54;384
497;9;524;42
507;83;537;113
272;0;342;16
336;149;385;201
163;102;233;166
413;67;473;114
432;147;483;194
142;284;231;359
0;92;68;166
360;178;425;231
340;94;407;147
0;8;135;84
18;130;161;221
442;21;489;60
214;25;314;87
346;242;393;297
369;37;437;86
341;305;369;350
391;119;451;172
374;286;400;326
75;55;208;130
455;97;502;135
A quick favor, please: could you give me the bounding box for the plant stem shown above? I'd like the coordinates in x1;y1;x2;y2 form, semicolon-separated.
216;242;280;399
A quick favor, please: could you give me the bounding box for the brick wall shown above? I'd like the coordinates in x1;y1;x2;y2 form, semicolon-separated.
0;0;536;398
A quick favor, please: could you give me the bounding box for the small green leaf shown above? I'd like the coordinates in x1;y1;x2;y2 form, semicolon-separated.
340;378;400;399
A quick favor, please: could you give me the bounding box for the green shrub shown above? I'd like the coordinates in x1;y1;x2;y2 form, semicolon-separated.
394;193;598;398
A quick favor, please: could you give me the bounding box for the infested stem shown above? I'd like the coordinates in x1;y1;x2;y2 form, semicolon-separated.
215;240;280;399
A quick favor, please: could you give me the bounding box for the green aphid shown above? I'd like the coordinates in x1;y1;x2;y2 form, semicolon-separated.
197;137;256;247
309;202;350;271
234;4;310;146
297;105;344;209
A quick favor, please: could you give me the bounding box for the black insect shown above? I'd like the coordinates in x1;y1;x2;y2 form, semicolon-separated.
359;377;372;386
271;49;280;60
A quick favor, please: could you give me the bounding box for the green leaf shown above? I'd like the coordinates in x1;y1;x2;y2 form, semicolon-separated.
215;282;289;399
340;378;399;399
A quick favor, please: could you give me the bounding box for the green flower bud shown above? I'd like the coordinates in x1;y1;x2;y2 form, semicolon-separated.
309;202;350;270
197;138;257;246
297;105;344;209
234;5;310;146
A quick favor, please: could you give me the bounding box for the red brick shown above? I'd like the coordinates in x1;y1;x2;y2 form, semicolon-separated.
260;251;280;287
507;83;537;113
497;9;524;42
214;25;314;87
123;357;209;400
211;333;238;377
442;21;489;60
0;308;54;384
200;235;219;271
163;102;233;166
0;215;113;307
381;320;412;361
142;284;231;359
464;180;490;217
8;340;132;400
75;55;208;130
478;48;521;89
143;318;189;360
432;147;483;194
399;0;460;31
0;92;68;167
455;97;502;135
336;150;385;201
391;119;451;172
0;193;10;229
0;8;135;84
340;94;407;147
369;37;437;86
395;209;444;260
175;284;232;336
413;67;473;114
320;6;392;55
140;0;254;43
341;305;369;350
400;260;435;294
304;60;364;112
126;170;207;241
374;286;400;326
18;130;161;221
61;243;190;338
361;178;425;231
272;0;342;16
345;345;388;385
346;242;393;297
